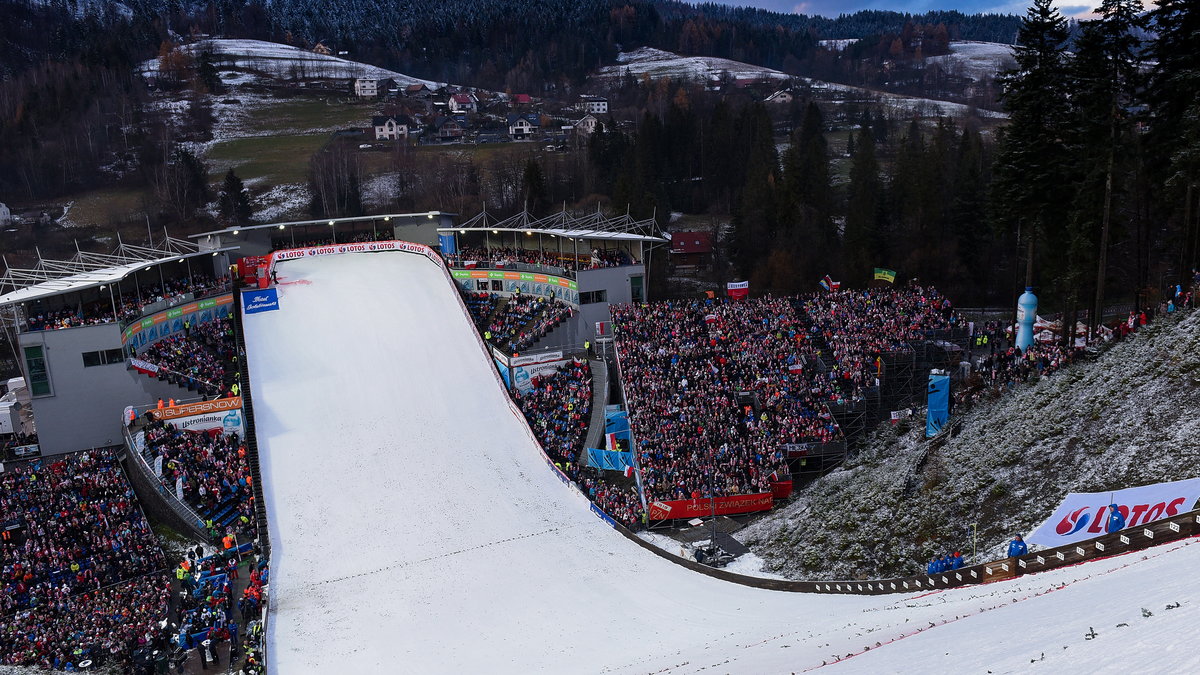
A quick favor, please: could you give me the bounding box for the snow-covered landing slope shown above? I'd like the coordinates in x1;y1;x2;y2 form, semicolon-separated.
242;251;1197;674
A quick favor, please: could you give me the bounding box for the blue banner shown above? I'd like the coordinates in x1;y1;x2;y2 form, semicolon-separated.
585;447;634;472
243;288;280;314
438;233;457;256
926;373;950;438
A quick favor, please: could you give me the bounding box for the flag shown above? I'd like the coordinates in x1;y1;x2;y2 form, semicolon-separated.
874;268;897;283
624;465;634;478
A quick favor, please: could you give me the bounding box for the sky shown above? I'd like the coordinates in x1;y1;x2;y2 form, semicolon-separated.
744;0;1101;19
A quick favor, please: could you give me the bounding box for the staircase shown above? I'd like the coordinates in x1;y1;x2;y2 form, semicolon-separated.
231;290;271;556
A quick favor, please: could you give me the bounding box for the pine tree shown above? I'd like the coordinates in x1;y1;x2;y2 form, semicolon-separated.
843;126;881;285
1147;0;1200;280
218;169;253;226
991;0;1072;290
779;101;836;280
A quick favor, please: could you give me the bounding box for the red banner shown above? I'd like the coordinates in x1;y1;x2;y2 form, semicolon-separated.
771;481;793;499
726;281;749;300
648;492;773;520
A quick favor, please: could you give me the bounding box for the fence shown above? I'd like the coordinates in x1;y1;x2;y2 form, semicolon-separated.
120;425;210;541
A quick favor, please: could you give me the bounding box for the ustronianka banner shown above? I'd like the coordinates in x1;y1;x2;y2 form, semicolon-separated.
152;398;245;436
1025;478;1200;548
648;493;773;520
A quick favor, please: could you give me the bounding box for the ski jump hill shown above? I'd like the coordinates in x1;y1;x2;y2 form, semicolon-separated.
241;244;1200;674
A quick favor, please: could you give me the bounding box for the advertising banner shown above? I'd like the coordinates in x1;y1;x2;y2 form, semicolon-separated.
450;268;578;291
647;492;773;520
123;294;233;348
1025;478;1200;548
271;240;441;269
151;398;245;436
925;373;950;438
726;280;749;300
243;288;280;314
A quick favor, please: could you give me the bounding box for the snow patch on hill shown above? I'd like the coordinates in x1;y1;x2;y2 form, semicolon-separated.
596;47;1005;119
927;41;1015;82
743;310;1200;580
139;39;439;88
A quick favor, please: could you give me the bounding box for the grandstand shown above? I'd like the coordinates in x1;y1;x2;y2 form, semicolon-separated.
0;236;237;453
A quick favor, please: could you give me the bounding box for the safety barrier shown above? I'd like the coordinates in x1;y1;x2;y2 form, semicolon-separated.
120;426;209;541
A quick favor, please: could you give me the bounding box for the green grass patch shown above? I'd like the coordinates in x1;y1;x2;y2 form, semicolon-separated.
242;97;370;135
208;134;332;184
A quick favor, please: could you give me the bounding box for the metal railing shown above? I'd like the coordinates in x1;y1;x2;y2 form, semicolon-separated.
121;425;209;538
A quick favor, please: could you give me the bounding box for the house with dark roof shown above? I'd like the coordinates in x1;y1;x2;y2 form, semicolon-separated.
405;83;431;98
432;116;466;141
507;113;540;140
371;115;412;141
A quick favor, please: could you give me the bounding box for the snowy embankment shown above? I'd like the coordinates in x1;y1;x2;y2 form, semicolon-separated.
926;41;1016;82
594;47;1005;119
743;310;1200;581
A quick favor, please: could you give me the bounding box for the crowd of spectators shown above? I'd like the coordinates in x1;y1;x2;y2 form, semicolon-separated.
798;285;963;402
0;572;172;671
512;361;645;528
483;293;573;354
447;246;634;271
463;292;501;334
141;421;255;537
610;286;966;505
137;318;235;396
0;449;167;616
23;274;230;332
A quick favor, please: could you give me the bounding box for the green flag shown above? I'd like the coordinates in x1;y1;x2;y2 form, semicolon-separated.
873;268;896;283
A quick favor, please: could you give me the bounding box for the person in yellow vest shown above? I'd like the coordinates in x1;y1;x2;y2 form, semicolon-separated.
584;340;591;357
230;382;240;397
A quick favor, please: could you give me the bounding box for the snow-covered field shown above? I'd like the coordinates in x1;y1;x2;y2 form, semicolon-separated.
243;251;1200;673
595;47;1005;119
140;38;438;87
927;41;1016;82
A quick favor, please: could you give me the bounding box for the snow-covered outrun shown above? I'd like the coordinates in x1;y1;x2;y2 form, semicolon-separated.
242;251;1200;674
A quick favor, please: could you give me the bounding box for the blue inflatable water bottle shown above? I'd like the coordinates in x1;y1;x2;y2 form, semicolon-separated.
1015;287;1037;351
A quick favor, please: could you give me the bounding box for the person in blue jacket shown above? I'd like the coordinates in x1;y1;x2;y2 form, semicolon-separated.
950;552;964;569
926;556;939;575
1007;534;1028;557
1106;504;1127;533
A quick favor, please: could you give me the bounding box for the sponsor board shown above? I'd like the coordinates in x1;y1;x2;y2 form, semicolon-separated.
648;493;773;520
450;268;578;291
271;240;441;269
153;397;242;421
512;358;571;392
170;408;244;435
122;294;233;344
243;288;280;314
1026;478;1200;547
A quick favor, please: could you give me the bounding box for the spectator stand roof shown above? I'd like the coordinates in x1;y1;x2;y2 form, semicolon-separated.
188;211;457;242
0;234;236;309
438;206;668;244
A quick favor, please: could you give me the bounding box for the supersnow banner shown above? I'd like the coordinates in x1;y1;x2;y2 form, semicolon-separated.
925;373;950;438
152;398;245;436
726;281;749;300
648;493;773;521
1026;478;1200;548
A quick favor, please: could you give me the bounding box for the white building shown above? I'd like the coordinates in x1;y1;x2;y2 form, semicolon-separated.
355;78;388;98
580;95;608;115
573;114;599;136
448;93;477;113
372;115;410;141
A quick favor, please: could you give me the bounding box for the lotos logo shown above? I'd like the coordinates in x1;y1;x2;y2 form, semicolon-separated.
1056;507;1091;535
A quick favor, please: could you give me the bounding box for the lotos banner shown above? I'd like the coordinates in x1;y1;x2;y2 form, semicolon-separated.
1025;478;1200;548
648;492;772;521
271;240;441;271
